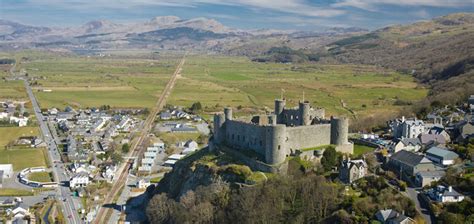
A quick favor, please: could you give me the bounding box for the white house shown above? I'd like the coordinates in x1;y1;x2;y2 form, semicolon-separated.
70;172;90;188
137;178;151;189
0;164;13;178
0;112;8;119
9;116;28;127
8;205;30;219
102;165;117;182
429;185;465;203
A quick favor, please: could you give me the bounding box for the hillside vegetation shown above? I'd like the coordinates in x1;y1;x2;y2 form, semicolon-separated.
320;13;474;104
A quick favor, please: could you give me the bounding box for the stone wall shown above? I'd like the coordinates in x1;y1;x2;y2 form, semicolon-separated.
224;120;267;156
286;124;331;150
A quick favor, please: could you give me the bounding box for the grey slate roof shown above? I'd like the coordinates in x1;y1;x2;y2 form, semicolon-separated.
426;147;458;160
400;138;421;146
416;170;445;178
376;209;399;221
390;150;427;167
420;134;446;144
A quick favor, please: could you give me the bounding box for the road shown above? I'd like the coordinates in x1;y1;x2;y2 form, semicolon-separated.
23;79;82;224
93;55;186;224
405;187;434;224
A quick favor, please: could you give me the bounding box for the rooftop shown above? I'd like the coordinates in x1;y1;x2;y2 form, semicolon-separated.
426;147;459;160
391;150;431;167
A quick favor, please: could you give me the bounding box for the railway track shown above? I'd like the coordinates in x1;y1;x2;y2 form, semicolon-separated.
93;55;186;224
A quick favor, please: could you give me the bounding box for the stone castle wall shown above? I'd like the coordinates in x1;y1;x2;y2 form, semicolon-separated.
285;124;331;150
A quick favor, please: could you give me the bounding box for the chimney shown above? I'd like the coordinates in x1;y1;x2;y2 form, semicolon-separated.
448;186;452;192
402;116;405;122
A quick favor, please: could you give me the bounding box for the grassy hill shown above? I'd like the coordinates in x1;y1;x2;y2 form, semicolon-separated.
320;13;474;104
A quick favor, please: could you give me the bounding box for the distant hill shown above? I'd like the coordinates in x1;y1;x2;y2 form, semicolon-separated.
319;13;474;104
252;46;319;63
0;17;365;53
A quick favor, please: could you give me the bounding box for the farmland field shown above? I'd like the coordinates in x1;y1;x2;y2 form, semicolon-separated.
0;127;40;147
12;52;428;119
17;51;180;109
0;148;48;171
168;55;428;118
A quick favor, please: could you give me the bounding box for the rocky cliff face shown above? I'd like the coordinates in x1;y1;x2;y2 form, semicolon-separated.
153;149;253;200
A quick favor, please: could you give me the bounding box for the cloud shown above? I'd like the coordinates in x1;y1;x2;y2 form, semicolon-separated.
332;0;472;10
199;0;345;17
14;0;345;17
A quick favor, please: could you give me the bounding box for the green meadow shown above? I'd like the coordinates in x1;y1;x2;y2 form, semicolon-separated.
169;55;427;117
9;51;427;119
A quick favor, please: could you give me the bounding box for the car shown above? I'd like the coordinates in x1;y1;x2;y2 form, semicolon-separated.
68;215;72;218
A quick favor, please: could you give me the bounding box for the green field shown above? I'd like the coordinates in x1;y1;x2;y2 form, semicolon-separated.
12;52;427;119
0;188;34;196
0;127;40;147
18;52;179;109
353;144;376;156
28;171;53;182
0;148;48;171
168;56;427;118
158;132;201;146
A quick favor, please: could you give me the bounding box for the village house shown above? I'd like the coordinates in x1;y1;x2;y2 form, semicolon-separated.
70;172;90;188
9;116;28;127
339;159;367;184
391;138;422;153
428;185;465;203
375;209;415;224
415;170;445;187
425;146;459;166
388;150;437;177
182;140;199;154
137;178;151;189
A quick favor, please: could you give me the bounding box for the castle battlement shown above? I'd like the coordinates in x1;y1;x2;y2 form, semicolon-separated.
213;99;353;167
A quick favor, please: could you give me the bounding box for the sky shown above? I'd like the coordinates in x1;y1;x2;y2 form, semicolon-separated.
0;0;473;30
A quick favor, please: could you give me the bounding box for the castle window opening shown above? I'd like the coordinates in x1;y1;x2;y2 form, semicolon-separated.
278;145;281;150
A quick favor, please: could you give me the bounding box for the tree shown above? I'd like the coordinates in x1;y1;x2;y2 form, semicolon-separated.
321;147;337;172
190;102;202;112
110;152;123;164
121;143;130;154
23;112;30;117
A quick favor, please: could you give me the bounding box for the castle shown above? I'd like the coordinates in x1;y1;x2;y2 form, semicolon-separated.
212;98;353;168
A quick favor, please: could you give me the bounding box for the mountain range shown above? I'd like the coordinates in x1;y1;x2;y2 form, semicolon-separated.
0;16;366;53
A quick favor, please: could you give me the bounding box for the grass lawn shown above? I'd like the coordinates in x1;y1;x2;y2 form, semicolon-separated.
0;148;48;171
0;188;34;196
353;144;376;156
158;132;200;146
28;171;53;182
0;127;40;147
150;176;163;183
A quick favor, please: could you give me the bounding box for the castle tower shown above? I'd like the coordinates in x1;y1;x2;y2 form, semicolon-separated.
213;113;226;144
274;99;286;124
224;107;233;121
268;114;277;125
331;116;349;145
265;124;287;165
299;101;311;126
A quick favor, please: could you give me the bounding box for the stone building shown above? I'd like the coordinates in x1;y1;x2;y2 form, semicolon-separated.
339;159;367;184
389;117;426;139
212;98;353;170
